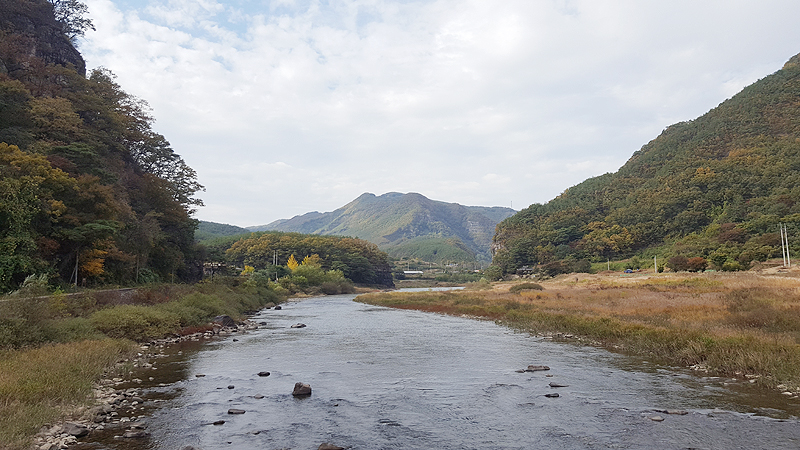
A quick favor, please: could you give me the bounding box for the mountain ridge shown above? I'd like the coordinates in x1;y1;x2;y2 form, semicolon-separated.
249;192;515;262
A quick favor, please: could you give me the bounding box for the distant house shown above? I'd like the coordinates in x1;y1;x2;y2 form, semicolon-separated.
403;270;424;275
516;266;534;275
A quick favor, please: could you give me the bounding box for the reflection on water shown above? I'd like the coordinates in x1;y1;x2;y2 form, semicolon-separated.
79;294;800;450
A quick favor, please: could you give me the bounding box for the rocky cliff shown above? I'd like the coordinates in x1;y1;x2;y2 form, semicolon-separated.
0;0;85;77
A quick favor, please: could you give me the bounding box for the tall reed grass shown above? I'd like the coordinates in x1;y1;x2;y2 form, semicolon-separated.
0;340;136;449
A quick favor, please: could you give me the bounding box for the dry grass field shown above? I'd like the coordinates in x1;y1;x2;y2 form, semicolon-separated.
357;269;800;392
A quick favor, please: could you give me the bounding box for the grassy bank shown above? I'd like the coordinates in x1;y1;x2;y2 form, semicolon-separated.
0;279;286;449
357;272;800;391
0;339;137;449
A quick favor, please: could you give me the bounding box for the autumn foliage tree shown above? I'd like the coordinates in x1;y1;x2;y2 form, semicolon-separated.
0;1;204;291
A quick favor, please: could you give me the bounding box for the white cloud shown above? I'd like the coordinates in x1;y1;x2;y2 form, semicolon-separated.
81;0;800;226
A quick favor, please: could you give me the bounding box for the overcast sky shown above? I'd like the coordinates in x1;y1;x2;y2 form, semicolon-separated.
81;0;800;227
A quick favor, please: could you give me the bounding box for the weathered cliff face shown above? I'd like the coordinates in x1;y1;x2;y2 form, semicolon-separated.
0;0;85;77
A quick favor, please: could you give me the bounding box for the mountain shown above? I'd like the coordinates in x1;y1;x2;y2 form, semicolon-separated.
492;52;800;276
250;192;516;262
196;221;250;242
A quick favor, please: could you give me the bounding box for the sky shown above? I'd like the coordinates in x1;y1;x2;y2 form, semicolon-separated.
80;0;800;227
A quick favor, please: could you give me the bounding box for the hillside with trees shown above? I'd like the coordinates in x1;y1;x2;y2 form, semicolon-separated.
251;192;516;263
225;231;394;287
0;0;203;292
491;53;800;277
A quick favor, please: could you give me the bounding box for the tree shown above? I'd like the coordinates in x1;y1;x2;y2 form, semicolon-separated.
47;0;95;42
287;254;299;271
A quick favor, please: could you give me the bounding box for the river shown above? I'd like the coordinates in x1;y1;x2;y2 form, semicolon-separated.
78;292;800;449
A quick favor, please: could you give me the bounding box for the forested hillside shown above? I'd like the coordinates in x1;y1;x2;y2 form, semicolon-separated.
196;220;250;241
253;192;515;263
225;231;394;286
492;53;800;276
0;0;203;291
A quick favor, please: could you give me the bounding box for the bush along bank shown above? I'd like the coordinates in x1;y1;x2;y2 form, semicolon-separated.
0;278;287;450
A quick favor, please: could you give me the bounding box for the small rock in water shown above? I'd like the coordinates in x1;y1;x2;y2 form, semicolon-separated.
195;374;206;377
544;393;560;398
291;323;307;328
525;365;550;372
258;371;271;377
548;382;568;388
292;382;312;396
274;305;282;310
122;430;150;438
212;420;225;425
318;444;345;450
227;409;246;415
649;415;665;422
232;338;238;342
656;409;688;415
227;385;235;389
253;394;264;399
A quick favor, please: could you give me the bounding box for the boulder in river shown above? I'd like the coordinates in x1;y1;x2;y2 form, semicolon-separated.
274;305;282;310
291;323;307;328
292;382;312;396
544;393;560;398
525;365;550;372
548;382;568;388
213;315;237;327
258;371;271;377
228;409;246;415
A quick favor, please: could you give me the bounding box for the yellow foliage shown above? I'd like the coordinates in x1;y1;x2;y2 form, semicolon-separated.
80;249;108;277
301;254;322;268
287;254;299;271
240;265;255;276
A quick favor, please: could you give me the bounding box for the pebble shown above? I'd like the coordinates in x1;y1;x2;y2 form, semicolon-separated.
650;415;665;422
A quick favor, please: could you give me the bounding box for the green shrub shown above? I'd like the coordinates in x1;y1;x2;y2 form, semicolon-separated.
90;305;181;341
509;282;544;294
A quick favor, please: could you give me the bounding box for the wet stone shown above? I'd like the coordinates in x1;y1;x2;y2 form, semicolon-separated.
292;382;312;396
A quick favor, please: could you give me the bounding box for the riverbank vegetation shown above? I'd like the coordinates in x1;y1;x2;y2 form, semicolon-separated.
357;271;800;392
0;278;284;449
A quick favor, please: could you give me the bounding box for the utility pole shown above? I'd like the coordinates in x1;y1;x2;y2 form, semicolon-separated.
781;223;791;268
654;256;657;274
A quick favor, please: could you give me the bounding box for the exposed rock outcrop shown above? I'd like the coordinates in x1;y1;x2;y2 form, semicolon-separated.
0;0;86;77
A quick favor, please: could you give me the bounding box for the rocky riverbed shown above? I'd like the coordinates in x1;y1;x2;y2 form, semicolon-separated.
32;316;263;450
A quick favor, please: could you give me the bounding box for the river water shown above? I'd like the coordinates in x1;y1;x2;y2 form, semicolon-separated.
80;292;800;449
